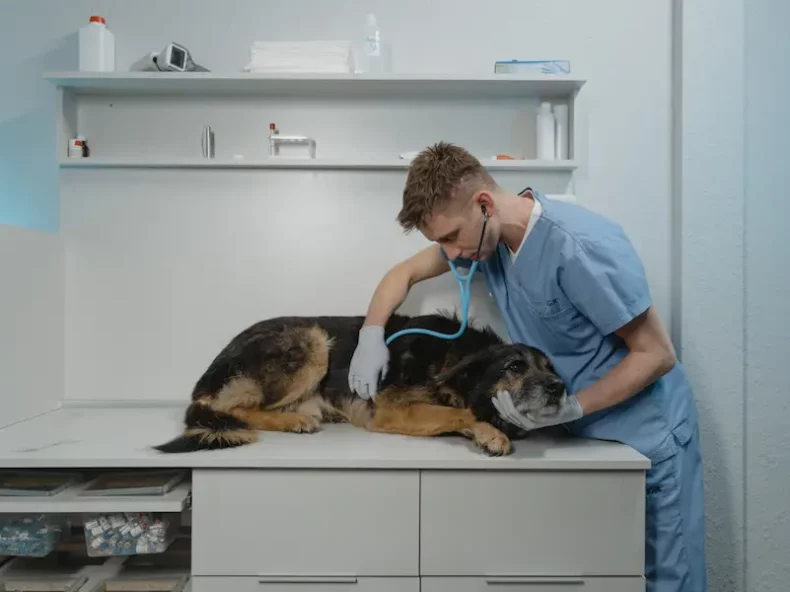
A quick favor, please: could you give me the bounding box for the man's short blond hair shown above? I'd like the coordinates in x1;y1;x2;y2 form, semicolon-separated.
397;142;497;232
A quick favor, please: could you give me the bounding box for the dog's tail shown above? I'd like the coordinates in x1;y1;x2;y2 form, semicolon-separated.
153;401;258;453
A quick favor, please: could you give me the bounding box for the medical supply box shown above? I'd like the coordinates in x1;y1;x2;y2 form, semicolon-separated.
494;60;570;75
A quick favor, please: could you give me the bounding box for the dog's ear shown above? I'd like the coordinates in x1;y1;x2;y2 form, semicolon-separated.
432;347;503;403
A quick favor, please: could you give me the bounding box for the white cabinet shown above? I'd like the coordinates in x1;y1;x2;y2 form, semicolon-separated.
190;460;647;589
191;469;419;577
191;576;420;592
181;432;649;588
0;413;649;591
419;470;645;576
421;577;644;592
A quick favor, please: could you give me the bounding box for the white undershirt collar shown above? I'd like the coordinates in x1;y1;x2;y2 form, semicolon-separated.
507;196;542;264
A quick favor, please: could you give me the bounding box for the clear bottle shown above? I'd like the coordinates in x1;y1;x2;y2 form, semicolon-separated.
362;14;392;74
79;15;115;72
536;102;556;160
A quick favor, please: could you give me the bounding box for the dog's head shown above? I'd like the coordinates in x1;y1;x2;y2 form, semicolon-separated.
435;343;567;437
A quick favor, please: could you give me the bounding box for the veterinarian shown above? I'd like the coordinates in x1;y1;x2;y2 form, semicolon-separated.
348;142;706;592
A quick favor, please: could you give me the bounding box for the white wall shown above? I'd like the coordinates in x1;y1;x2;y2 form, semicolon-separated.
744;0;790;590
0;3;68;232
42;0;674;404
0;224;64;427
680;1;745;590
682;0;790;590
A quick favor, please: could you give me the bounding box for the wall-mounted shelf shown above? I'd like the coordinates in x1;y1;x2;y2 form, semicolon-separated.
46;70;585;171
44;71;585;98
41;70;585;379
58;157;578;171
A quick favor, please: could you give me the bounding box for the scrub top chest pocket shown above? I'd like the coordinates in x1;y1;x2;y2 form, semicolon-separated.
505;267;594;357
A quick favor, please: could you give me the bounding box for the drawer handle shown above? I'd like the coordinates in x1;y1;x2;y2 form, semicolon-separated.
486;577;584;586
257;576;358;584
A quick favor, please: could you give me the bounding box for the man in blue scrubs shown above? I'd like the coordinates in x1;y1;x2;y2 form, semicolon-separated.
348;142;707;591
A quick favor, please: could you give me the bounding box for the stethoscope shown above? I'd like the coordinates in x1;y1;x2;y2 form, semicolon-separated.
384;186;534;345
385;205;490;345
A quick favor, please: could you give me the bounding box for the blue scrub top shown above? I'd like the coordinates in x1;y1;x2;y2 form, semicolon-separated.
448;191;698;463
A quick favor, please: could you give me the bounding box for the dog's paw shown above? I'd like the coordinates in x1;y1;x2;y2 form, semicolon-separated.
285;414;322;434
472;423;512;456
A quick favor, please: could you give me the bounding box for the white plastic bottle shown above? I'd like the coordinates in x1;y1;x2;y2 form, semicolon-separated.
553;104;569;160
536;102;556;160
79;15;115;72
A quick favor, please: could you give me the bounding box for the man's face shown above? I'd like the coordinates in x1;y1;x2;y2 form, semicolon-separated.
422;196;499;262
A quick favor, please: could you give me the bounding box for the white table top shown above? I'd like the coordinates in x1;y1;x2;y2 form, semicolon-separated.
0;404;649;470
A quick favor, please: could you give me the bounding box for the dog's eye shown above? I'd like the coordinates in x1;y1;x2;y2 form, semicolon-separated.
505;359;526;372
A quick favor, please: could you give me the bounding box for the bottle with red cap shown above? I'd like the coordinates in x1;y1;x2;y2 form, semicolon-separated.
79;15;115;72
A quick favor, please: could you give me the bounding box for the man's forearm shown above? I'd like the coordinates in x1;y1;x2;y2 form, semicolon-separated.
363;266;410;327
575;349;675;415
363;245;450;327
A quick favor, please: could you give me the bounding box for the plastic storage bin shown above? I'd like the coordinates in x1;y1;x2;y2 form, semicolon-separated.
83;512;173;556
0;514;68;557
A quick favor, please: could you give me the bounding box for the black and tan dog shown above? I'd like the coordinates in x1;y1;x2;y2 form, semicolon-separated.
153;312;567;456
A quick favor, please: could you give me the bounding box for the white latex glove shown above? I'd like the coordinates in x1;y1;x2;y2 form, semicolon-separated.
492;389;583;431
348;326;390;400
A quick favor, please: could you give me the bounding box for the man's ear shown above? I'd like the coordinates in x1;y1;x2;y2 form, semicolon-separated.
473;190;494;217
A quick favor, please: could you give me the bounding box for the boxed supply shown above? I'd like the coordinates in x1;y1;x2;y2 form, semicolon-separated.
494;60;571;74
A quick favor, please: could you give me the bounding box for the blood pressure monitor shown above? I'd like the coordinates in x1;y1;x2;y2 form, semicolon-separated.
130;42;209;72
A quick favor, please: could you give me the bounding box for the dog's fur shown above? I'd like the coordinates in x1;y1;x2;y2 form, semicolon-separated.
153;312;567;456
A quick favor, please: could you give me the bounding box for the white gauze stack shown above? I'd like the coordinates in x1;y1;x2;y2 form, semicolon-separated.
243;40;354;73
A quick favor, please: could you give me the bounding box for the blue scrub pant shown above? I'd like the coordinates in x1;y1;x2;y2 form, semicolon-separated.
644;421;707;591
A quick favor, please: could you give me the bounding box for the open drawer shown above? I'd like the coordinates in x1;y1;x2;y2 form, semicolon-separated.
0;553;125;592
0;533;192;591
0;470;191;515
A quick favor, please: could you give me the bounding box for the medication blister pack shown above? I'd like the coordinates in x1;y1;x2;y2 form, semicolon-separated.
83;512;172;556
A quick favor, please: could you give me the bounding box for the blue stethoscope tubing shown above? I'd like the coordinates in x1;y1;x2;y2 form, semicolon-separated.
385;203;492;346
382;188;532;346
385;258;479;345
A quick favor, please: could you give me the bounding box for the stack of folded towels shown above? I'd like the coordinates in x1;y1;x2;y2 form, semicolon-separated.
243;40;355;73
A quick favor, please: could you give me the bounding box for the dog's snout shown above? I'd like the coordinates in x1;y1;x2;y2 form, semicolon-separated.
546;381;565;399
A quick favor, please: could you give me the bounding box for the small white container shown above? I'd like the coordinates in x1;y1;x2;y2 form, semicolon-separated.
536;102;556;160
79;15;115;72
553;104;569;160
68;138;84;158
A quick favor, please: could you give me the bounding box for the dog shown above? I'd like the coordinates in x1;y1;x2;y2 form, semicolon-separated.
152;312;567;456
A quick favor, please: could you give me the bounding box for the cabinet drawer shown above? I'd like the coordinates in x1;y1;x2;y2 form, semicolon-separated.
192;469;419;576
191;576;420;592
420;470;645;576
421;577;644;592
